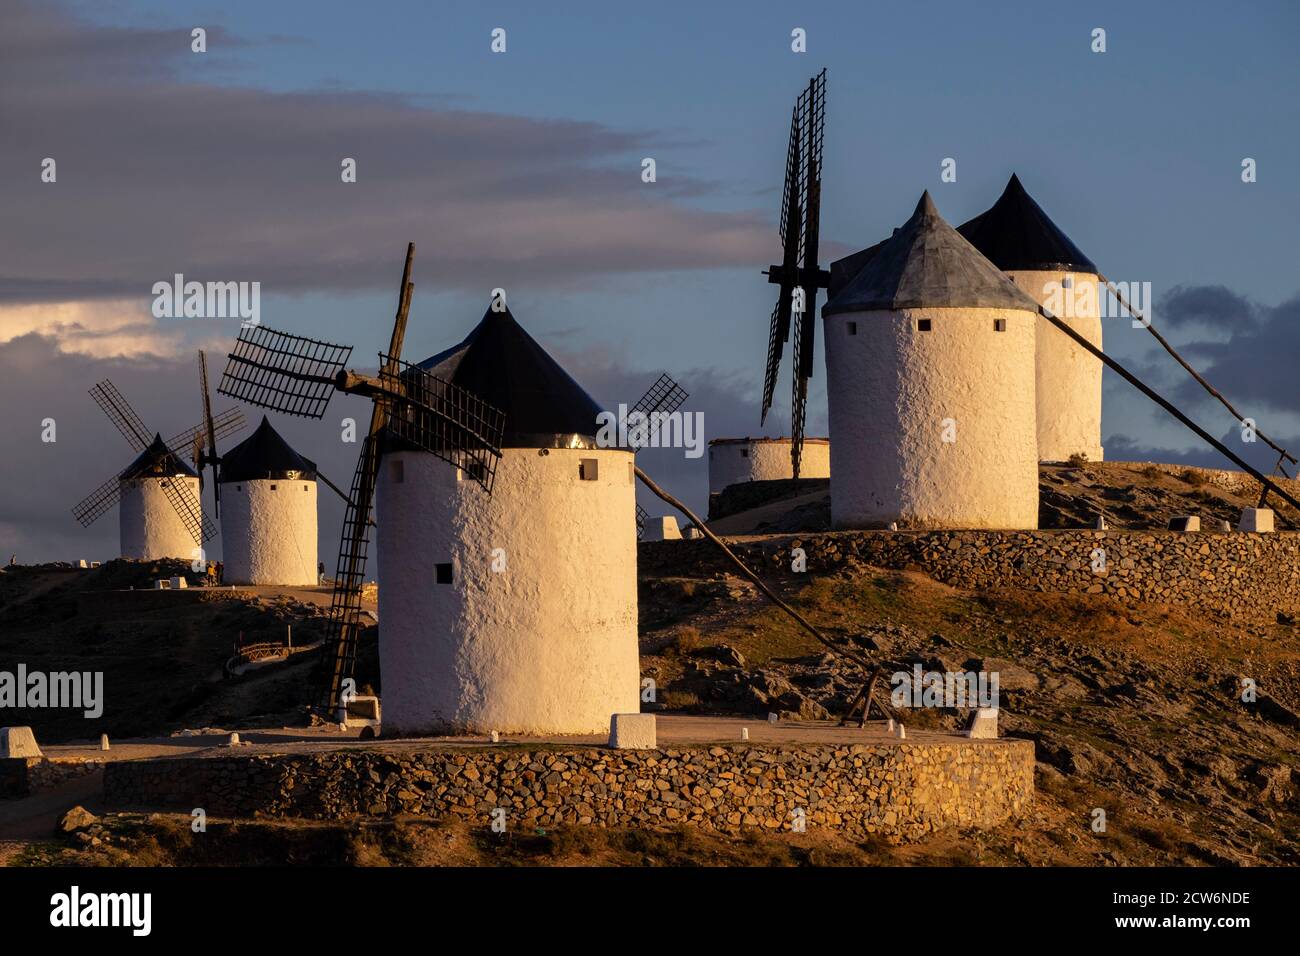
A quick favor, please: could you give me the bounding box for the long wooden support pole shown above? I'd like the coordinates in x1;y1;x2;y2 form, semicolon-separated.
1100;275;1295;468
634;465;896;721
1038;305;1300;515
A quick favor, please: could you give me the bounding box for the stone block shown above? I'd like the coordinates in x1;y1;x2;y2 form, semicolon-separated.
154;579;170;590
642;516;681;541
967;708;998;739
1093;517;1107;530
340;695;382;728
0;726;42;758
607;713;656;750
1168;515;1200;532
169;576;187;589
1237;508;1275;533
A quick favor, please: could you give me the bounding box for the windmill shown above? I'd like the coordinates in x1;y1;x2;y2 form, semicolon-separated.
193;351;226;520
626;372;689;540
760;68;828;480
214;244;507;715
70;377;244;555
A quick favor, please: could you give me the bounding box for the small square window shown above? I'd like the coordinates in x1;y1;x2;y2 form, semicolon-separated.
740;449;749;458
847;321;858;335
270;484;277;491
917;318;932;332
391;460;404;483
579;458;599;481
1062;276;1074;289
435;563;453;584
236;485;242;492
993;318;1006;332
459;461;486;482
303;484;308;491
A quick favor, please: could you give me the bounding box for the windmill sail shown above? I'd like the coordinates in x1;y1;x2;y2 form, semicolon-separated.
759;70;828;479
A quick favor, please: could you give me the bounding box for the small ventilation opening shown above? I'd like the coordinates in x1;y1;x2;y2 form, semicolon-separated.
847;321;858;335
580;459;599;481
459;461;486;482
435;563;453;584
391;460;404;483
270;484;277;491
740;449;749;458
917;318;932;332
993;318;1006;332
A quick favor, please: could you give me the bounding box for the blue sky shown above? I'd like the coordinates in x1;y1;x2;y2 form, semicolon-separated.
3;0;1298;561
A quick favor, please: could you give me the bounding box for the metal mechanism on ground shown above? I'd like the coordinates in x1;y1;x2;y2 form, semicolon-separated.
70;371;245;560
760;68;828;480
215;244;507;716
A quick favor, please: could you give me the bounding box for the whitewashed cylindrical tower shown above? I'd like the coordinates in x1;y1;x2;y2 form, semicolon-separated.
822;192;1042;530
707;437;830;494
218;416;319;586
118;433;203;560
959;174;1104;462
376;306;640;736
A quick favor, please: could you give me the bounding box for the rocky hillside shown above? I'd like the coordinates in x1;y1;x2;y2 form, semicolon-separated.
637;545;1300;865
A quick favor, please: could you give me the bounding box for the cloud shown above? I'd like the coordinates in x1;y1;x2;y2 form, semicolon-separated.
1156;287;1300;419
0;1;771;306
0;300;197;358
1158;284;1261;332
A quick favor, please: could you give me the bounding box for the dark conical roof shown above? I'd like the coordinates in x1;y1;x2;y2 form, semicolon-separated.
957;174;1097;273
119;433;198;481
828;236;889;300
219;415;316;482
823;192;1040;315
408;306;605;449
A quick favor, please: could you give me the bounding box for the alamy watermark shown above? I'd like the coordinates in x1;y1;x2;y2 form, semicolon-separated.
595;406;705;458
890;664;1000;710
151;274;260;327
0;665;103;718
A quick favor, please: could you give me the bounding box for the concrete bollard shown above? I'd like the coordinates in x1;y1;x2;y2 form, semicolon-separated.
1237;507;1275;533
1168;515;1200;532
607;713;657;750
642;516;682;541
99;734;110;752
966;708;998;739
0;726;42;758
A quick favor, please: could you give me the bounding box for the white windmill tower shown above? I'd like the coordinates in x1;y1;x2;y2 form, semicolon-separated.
116;435;205;560
71;377;243;562
821;192;1043;530
958;174;1104;463
214;247;657;735
375;304;640;735
217;416;319;586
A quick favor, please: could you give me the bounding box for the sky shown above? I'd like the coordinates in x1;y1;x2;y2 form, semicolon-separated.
1;0;1298;564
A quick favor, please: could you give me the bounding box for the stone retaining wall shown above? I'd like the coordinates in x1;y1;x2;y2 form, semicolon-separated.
0;757;103;798
701;529;1300;622
103;740;1033;841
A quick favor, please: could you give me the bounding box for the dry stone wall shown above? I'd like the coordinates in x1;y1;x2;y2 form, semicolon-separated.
704;529;1300;622
103;740;1033;841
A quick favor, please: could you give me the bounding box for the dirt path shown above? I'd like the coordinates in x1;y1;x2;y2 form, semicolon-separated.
0;770;104;842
